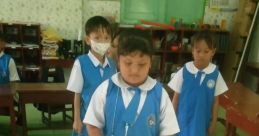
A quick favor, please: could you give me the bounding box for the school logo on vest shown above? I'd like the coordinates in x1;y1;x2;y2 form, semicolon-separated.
207;79;216;89
147;114;156;127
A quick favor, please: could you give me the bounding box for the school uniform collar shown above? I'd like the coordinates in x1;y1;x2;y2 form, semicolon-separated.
186;61;216;74
0;51;4;57
88;51;110;68
111;73;157;92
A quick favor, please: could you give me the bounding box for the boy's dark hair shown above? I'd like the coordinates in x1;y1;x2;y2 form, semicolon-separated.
85;16;111;36
191;30;216;49
118;29;153;57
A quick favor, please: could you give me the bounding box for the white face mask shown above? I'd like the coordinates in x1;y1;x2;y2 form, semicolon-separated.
90;40;110;56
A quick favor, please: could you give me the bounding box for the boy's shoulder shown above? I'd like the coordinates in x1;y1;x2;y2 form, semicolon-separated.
0;53;11;59
77;54;88;60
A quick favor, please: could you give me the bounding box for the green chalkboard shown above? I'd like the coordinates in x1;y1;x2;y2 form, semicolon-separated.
165;0;206;24
120;0;166;24
120;0;205;25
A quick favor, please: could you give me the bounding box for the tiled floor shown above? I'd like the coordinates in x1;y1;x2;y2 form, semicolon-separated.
0;105;248;136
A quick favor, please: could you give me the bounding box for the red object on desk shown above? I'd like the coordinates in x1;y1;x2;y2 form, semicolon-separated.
219;83;259;136
140;20;175;30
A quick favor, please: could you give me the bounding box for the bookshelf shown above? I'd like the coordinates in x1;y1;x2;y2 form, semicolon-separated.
0;22;41;82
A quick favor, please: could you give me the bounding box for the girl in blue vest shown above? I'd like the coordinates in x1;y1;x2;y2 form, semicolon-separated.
67;16;117;136
0;33;20;84
84;30;180;136
168;31;228;136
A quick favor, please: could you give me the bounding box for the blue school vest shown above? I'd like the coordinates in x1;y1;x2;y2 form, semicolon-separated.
104;79;162;136
0;54;11;84
176;64;219;136
72;55;116;136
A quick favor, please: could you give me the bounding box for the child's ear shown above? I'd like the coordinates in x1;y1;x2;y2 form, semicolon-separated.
212;48;216;56
84;36;91;45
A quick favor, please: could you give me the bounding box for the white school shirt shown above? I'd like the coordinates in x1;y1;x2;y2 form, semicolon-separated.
84;73;180;136
168;61;228;96
0;51;20;81
66;51;111;93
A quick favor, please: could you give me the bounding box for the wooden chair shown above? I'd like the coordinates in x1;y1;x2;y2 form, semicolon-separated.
34;66;73;127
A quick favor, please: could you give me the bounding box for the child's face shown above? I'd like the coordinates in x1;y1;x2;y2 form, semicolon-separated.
192;40;215;69
85;28;111;45
107;36;119;60
118;51;151;86
85;28;111;56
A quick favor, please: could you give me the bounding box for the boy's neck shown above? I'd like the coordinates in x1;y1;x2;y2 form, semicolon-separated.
91;50;105;64
193;61;209;70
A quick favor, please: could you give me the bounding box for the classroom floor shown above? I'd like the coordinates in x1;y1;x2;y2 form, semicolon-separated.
0;105;248;136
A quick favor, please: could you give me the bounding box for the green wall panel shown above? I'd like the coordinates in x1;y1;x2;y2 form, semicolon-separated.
120;0;205;25
165;0;206;24
120;0;166;24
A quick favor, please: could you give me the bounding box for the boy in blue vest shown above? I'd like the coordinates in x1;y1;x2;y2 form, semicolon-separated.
168;31;228;136
84;30;180;136
67;16;117;136
0;33;21;124
0;33;20;84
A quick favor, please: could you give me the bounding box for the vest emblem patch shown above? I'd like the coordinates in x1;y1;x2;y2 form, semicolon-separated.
147;114;156;127
207;79;216;89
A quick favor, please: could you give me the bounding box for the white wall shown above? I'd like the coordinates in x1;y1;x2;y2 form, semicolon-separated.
0;0;82;39
0;0;239;39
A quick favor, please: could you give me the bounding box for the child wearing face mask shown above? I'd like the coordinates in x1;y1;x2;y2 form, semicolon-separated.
67;16;117;136
84;30;179;136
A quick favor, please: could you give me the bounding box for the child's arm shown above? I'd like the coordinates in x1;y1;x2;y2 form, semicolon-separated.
87;124;102;136
208;96;219;135
172;92;180;112
73;93;83;133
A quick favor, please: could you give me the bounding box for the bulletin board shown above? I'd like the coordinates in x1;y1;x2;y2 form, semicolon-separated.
165;0;206;24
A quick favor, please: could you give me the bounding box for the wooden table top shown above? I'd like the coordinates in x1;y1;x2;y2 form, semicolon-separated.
11;83;68;93
220;83;259;123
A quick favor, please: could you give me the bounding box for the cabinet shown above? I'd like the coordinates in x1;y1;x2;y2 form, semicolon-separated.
120;26;230;83
0;23;41;82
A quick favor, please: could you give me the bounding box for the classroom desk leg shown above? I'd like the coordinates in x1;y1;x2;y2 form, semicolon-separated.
225;122;237;136
9;101;16;136
20;102;28;136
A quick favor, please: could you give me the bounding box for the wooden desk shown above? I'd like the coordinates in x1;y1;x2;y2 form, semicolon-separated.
0;84;16;136
12;83;74;136
219;83;259;136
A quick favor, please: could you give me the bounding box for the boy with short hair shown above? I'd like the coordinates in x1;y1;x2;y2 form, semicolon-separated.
84;30;179;136
67;16;117;136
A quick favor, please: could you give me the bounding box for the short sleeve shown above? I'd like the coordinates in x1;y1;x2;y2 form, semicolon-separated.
215;72;228;96
167;68;183;93
67;59;84;93
9;58;20;81
159;88;180;135
83;80;109;128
